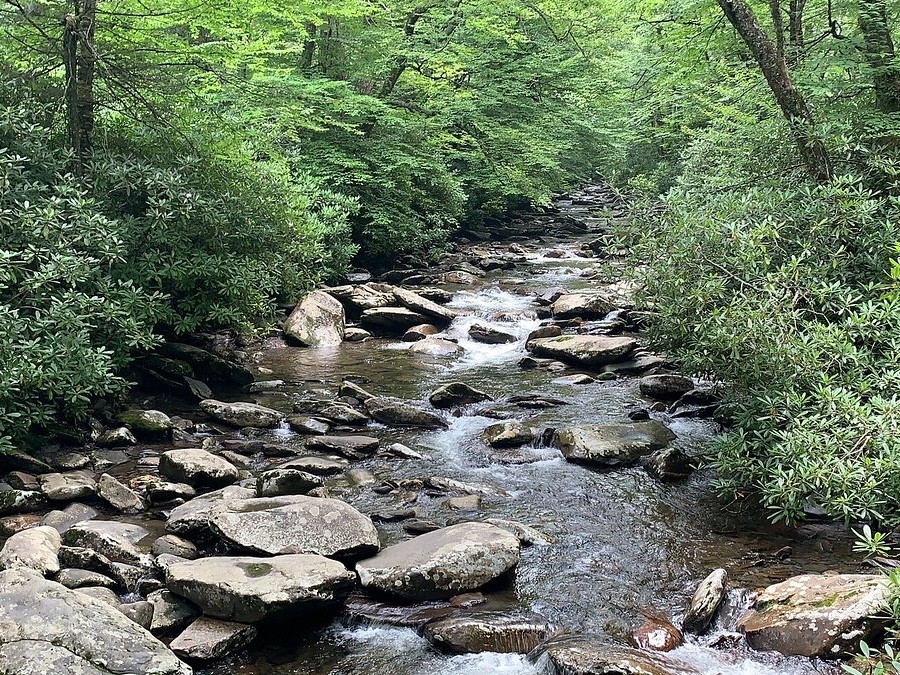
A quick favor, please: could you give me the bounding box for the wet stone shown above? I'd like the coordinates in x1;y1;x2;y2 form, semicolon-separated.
170;617;257;663
305;435;380;459
38;471;97;502
256;468;324;497
56;568;117;589
62;521;150;565
423;610;553;654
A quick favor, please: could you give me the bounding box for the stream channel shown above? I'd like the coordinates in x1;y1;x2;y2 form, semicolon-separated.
176;185;865;675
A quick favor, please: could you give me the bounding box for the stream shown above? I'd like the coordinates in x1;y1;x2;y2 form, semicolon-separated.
183;185;861;675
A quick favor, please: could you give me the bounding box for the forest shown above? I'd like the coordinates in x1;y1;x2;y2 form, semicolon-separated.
2;0;900;673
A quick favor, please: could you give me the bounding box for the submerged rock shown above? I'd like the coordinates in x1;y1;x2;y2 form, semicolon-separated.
209;495;380;559
0;568;190;675
199;399;283;429
409;337;463;357
528;335;637;367
737;573;891;658
355;522;520;600
644;448;693;481
429;383;493;408
557;421;676;467
283;290;345;347
423;610;552;654
165;554;356;623
683;568;727;634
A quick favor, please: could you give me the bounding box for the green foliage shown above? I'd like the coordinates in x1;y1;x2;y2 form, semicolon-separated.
843;641;900;675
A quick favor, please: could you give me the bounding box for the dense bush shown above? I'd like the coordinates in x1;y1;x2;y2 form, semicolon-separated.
0;92;355;451
635;161;900;524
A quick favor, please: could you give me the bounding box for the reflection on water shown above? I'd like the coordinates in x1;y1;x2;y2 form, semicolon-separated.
202;231;856;675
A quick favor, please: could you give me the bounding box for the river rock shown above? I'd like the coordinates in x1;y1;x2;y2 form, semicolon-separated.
328;284;395;312
284;290;345;347
423;610;552;654
274;456;348;476
482;421;533;448
442;270;479;285
468;324;517;344
603;353;667;375
256;469;324;497
0;525;61;575
532;635;696;675
199;399;283;428
483;518;551;546
287;416;331;435
39;471;97;501
97;427;137;447
550;293;616;319
209;495;380;559
361;307;429;332
644;448;693;481
152;535;199;560
403;324;440;341
365;397;448;428
409;337;463;357
56;568;116;589
0;568;191;674
119;600;154;629
97;473;145;512
639;374;695;400
148;482;196;505
429;383;493;408
683;568;727;634
170;617;257;662
160;449;239;488
528;335;637;367
343;327;372;342
148;589;201;634
557;421;676;467
165;554;356;623
291;401;369;425
394;287;458;324
118;409;174;440
633;618;683;652
737;573;891;658
339;380;376;401
305;435;380;459
355;522;520;600
63;521;150;565
165;485;254;538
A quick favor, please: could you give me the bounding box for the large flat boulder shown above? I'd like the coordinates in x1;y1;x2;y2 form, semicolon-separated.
165;554;355;623
557;421;676;467
283;290;345;347
63;520;150;565
0;568;190;674
356;522;520;600
737;573;891;658
527;335;637;367
169;617;256;662
305;435;380;460
209;495;379;559
199;400;283;429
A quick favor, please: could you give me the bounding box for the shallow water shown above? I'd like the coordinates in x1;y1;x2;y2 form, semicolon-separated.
198;194;859;675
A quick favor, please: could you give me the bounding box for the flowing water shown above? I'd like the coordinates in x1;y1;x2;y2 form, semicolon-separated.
196;189;862;675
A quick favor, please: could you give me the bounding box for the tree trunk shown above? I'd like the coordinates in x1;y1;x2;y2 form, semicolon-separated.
717;0;832;181
379;6;428;98
301;22;317;71
857;0;900;113
62;0;96;176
